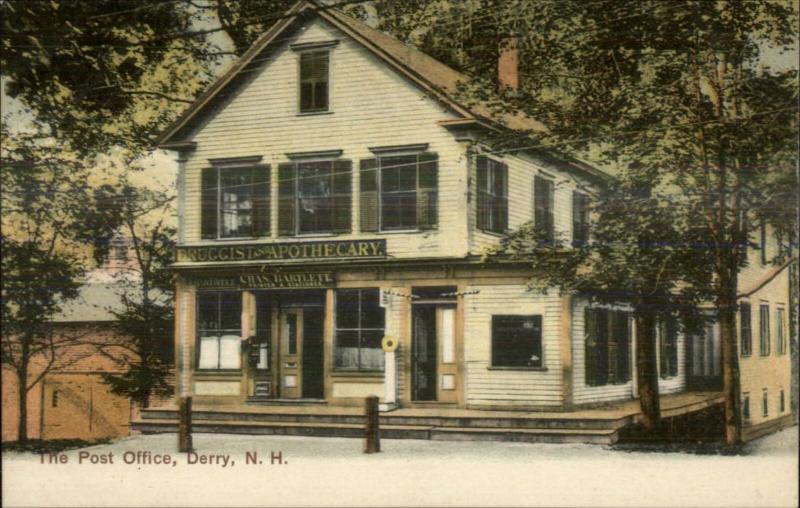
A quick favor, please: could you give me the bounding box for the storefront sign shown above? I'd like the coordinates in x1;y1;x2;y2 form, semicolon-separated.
189;272;335;290
176;240;387;264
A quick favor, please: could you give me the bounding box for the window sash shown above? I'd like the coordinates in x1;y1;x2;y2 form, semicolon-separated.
759;304;770;356
776;308;785;355
477;157;508;233
197;292;242;370
491;315;543;368
377;154;437;231
585;308;631;386
572;191;590;246
299;51;329;112
534;175;555;242
740;303;752;356
659;317;679;379
283;160;350;235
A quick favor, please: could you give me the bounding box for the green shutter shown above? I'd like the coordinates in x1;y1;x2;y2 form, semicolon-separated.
333;160;352;233
252;165;271;237
360;158;378;232
201;167;217;239
476;156;488;230
278;163;296;236
417;153;438;230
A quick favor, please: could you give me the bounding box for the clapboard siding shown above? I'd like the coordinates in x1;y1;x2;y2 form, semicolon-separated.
463;285;564;406
181;19;469;259
470;151;585;255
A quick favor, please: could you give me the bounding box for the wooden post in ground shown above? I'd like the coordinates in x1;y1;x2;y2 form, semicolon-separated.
364;396;380;453
178;396;192;452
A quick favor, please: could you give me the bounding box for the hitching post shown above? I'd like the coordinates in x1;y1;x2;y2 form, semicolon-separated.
178;396;192;452
364;396;380;453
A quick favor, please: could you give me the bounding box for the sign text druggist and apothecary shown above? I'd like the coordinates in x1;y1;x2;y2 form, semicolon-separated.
175;239;387;264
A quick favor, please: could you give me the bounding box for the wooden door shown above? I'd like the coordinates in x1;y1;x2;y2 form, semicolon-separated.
278;308;303;398
412;305;458;403
436;306;458;404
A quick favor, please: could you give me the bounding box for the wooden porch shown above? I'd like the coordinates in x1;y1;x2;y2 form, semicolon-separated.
132;391;724;445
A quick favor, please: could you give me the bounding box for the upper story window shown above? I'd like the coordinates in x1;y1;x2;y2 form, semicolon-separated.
759;303;770;356
197;292;241;370
299;50;329;113
572;191;590;247
359;153;438;232
776;307;786;355
534;175;555;244
476;156;508;234
278;160;352;236
201;162;270;239
740;302;752;356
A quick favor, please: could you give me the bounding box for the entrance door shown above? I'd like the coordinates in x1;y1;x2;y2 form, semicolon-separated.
411;306;458;403
276;305;325;399
687;322;722;390
278;308;303;398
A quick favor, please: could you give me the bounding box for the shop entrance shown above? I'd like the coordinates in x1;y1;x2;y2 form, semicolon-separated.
687;322;722;390
250;291;325;400
410;287;458;403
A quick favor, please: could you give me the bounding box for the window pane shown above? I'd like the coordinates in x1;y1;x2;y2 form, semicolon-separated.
219;292;242;330
336;290;360;329
220;168;254;237
300;83;313;111
359;289;384;329
219;335;241;369
334;330;360;369
197;293;219;331
360;330;385;371
198;335;220;369
314;82;328;110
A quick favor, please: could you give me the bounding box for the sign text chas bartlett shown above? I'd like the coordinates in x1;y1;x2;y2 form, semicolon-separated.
176;239;387;263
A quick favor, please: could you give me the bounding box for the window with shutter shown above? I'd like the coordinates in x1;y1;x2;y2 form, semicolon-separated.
299;51;329;113
376;153;438;231
201;165;270;240
476;156;508;234
534;175;555;244
360;158;378;232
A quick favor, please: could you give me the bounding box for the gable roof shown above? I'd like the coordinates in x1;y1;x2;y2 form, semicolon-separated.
156;0;606;181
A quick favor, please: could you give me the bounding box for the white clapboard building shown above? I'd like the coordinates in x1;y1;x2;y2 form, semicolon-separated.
138;0;794;443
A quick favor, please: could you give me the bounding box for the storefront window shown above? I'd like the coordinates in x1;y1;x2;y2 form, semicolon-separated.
491;315;543;368
197;292;242;370
334;289;385;371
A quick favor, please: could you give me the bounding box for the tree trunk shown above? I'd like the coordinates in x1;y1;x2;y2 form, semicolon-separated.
635;310;660;431
718;269;742;445
17;366;29;444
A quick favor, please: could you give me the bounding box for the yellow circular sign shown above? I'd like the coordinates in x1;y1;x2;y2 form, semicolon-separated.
381;335;399;353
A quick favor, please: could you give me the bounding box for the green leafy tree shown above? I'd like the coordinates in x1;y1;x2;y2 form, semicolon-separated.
88;183;177;408
375;0;798;443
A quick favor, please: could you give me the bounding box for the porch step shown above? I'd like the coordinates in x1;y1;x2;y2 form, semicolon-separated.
139;408;630;431
131;418;620;444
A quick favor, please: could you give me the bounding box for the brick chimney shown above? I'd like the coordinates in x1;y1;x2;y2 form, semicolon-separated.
497;34;520;91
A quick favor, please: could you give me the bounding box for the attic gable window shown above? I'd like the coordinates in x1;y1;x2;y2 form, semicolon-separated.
299;50;330;113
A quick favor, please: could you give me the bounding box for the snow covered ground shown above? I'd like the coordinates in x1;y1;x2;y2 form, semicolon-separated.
3;425;798;507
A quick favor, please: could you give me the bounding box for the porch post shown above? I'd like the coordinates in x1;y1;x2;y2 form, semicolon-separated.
560;294;574;410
